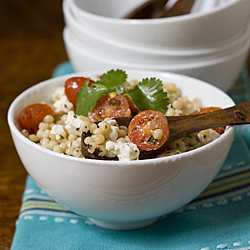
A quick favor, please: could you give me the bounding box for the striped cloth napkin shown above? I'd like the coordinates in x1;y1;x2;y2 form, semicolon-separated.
11;63;250;250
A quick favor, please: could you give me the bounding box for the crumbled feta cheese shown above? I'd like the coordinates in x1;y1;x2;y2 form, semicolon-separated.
50;125;67;140
52;87;65;101
53;95;74;115
105;136;139;161
103;119;119;141
197;129;220;145
65;111;83;136
84;74;99;82
105;125;119;141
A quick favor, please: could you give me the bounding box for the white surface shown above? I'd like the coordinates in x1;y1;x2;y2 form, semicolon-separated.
69;0;250;49
63;27;250;92
8;70;236;230
63;0;250;65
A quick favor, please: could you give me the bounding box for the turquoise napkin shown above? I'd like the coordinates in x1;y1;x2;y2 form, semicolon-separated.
11;63;250;250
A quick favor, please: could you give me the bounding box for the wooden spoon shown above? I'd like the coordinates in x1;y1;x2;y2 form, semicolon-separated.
123;0;169;19
123;0;195;19
155;0;196;18
81;100;250;160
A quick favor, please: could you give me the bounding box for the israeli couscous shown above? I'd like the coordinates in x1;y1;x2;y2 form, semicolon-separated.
19;69;223;161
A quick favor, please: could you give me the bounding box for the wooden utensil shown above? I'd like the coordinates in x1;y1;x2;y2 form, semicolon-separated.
123;0;195;19
81;100;250;160
155;0;196;18
123;0;169;19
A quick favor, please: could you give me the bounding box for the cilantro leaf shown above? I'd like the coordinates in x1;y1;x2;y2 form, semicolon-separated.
96;69;127;94
75;69;127;116
126;77;168;114
76;83;108;116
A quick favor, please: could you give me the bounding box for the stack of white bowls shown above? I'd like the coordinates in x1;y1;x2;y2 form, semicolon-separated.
62;0;250;91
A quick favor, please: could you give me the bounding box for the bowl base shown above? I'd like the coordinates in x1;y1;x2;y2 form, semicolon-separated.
88;217;159;230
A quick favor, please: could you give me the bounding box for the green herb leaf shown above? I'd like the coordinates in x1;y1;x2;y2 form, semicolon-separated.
75;69;127;116
96;69;127;94
126;77;168;113
75;83;108;116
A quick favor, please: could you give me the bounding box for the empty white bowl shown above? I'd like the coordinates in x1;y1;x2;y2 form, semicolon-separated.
8;69;235;230
63;27;250;91
70;0;250;49
64;0;250;65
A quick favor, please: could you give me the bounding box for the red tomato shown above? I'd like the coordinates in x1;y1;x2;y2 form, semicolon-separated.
91;92;129;122
64;77;95;107
194;107;222;114
128;110;170;151
126;97;139;116
194;107;225;135
19;103;53;134
211;126;225;135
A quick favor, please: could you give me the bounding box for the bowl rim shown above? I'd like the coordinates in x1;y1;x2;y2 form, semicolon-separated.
64;0;250;56
8;69;236;166
63;27;250;70
70;0;241;24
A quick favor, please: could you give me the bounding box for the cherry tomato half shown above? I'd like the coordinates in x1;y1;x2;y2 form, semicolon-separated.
65;77;95;107
91;92;129;122
128;110;170;151
194;107;225;135
194;107;222;114
19;103;53;134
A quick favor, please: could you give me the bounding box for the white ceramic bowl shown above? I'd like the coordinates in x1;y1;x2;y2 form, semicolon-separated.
8;70;235;230
69;0;250;49
64;0;250;65
63;28;250;92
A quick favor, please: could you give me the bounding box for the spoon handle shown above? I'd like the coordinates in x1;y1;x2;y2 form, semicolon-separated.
167;99;250;144
156;0;195;18
123;0;169;19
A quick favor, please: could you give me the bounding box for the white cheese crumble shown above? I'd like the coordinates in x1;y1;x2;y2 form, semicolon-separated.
197;129;220;145
53;95;74;115
105;124;119;141
50;125;67;140
105;136;139;161
65;111;83;136
85;74;99;82
51;87;65;101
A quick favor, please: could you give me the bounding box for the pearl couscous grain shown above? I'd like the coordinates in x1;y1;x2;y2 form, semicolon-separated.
22;78;221;161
